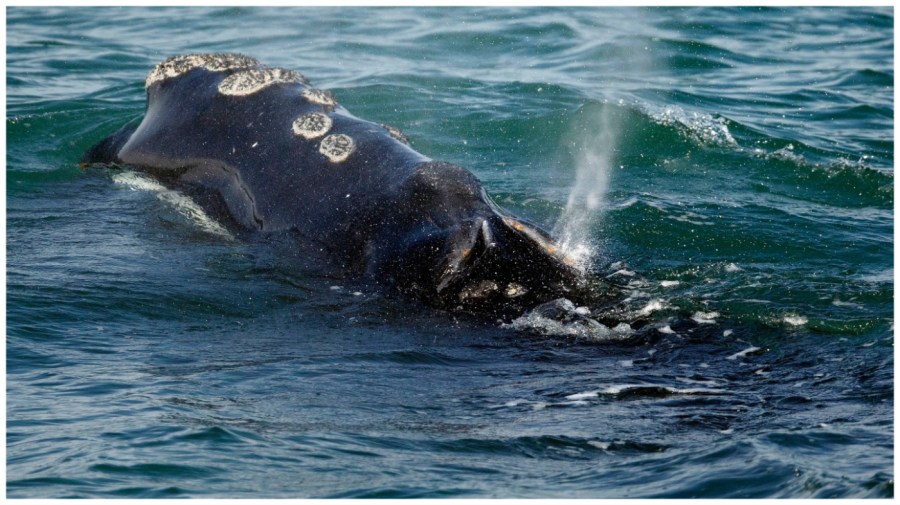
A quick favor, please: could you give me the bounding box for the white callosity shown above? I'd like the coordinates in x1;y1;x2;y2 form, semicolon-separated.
292;112;333;139
319;134;355;163
301;88;338;107
145;53;259;89
218;67;309;96
380;123;409;145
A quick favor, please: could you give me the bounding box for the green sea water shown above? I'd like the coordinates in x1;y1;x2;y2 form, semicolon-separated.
6;6;893;498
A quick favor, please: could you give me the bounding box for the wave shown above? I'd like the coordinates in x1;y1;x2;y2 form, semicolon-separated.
496;99;894;217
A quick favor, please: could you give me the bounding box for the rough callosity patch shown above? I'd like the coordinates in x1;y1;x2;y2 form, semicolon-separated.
319;134;355;163
380;123;409;145
146;53;259;89
302;88;338;107
292;112;333;139
505;283;528;298
459;280;500;301
218;67;309;96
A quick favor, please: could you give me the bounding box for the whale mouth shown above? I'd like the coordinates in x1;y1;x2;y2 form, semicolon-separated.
433;214;585;314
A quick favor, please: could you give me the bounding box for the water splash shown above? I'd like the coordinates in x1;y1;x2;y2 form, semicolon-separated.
112;170;234;239
553;101;623;268
501;298;633;340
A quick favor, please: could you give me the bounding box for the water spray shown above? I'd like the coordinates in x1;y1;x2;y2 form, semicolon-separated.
553;100;621;270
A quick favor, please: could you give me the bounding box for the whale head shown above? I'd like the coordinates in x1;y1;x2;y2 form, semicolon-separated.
370;161;588;316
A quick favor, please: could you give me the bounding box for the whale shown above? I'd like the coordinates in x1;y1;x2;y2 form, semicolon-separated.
82;53;588;316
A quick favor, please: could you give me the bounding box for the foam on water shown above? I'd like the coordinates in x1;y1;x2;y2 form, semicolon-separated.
691;311;719;324
726;346;761;361
636;298;668;317
644;103;737;147
783;314;808;326
502;298;633;340
112;171;233;239
565;384;726;399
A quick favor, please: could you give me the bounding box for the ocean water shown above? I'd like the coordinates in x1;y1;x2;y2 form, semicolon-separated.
6;6;893;498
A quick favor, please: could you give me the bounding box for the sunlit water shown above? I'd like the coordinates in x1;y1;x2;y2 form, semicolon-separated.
7;7;893;498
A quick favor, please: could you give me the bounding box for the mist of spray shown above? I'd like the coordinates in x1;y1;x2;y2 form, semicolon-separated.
552;102;621;269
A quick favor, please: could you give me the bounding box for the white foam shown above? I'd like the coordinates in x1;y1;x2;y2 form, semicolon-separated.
671;214;713;226
859;268;893;284
646;104;737;147
660;280;680;288
113;170;166;192
783;314;808;326
726;346;760;360
676;377;720;387
771;144;805;163
637;299;668;316
501;300;633;340
692;311;719;324
112;171;232;239
566;391;600;400
599;383;725;396
658;325;675;334
499;399;529;408
558;243;594;271
724;263;742;272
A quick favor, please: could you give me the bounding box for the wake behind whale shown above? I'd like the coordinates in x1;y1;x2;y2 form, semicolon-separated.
82;53;615;320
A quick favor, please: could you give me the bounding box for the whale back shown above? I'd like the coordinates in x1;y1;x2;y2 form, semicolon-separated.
96;55;428;248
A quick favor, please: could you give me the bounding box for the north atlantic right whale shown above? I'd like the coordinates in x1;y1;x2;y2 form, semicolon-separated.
82;53;591;317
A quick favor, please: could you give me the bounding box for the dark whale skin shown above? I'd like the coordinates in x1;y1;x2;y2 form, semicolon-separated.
83;54;586;316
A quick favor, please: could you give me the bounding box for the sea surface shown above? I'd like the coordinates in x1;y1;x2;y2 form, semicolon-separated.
6;6;893;498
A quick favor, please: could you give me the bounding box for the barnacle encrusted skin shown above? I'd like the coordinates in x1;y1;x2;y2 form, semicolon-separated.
380;123;410;145
302;88;338;107
292;112;333;140
145;53;260;89
218;67;309;96
319;133;355;163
